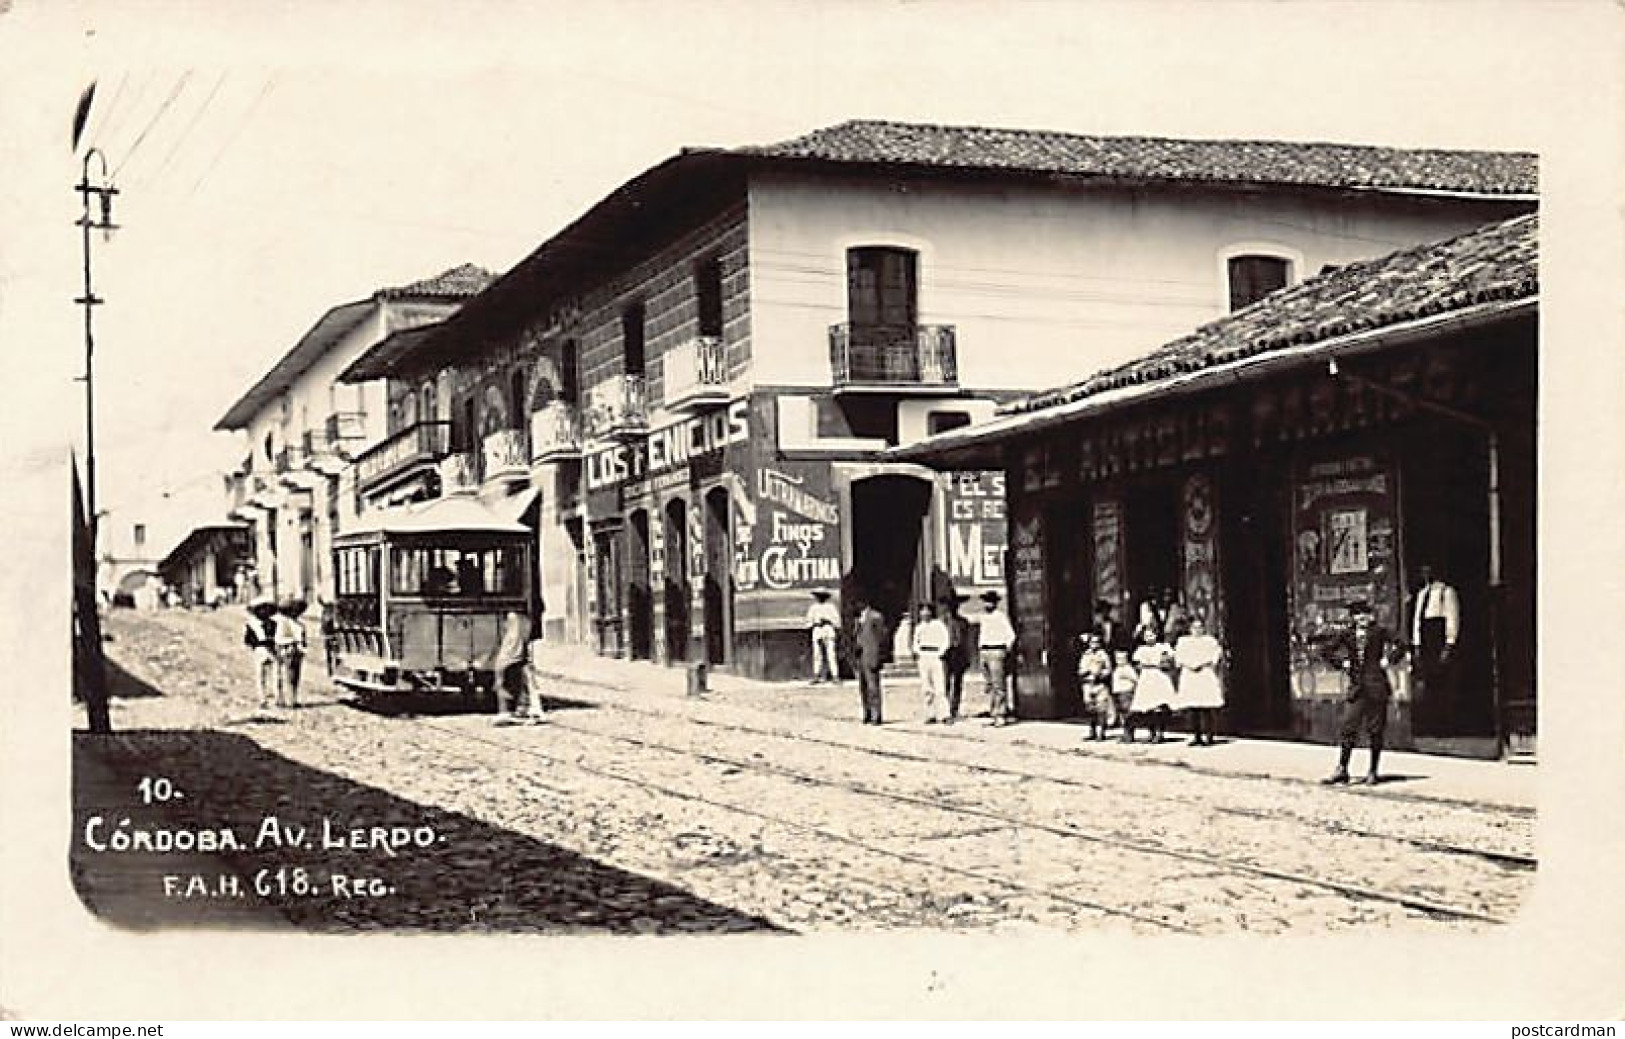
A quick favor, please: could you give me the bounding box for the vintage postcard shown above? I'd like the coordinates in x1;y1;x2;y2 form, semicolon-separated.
2;0;1623;1023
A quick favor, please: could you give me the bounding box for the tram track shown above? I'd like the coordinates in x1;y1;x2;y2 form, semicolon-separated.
413;718;1202;934
527;668;1537;870
104;617;1534;936
412;708;1519;928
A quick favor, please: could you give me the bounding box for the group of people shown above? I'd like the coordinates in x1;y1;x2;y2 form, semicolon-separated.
243;595;308;715
244;597;548;725
1075;599;1226;746
810;588;1018;728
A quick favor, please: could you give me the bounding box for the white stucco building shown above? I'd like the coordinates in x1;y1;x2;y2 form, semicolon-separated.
213;264;493;606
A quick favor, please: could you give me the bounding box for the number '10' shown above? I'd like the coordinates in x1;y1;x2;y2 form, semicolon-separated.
137;776;178;804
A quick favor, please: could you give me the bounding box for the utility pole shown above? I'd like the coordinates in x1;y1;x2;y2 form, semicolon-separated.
74;147;117;735
75;148;118;554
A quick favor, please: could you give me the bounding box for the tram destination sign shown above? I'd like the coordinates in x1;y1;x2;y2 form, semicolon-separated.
584;399;750;492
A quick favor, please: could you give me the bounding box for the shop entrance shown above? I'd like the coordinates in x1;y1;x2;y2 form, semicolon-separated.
626;509;654;661
1122;480;1181;622
663;498;690;663
1221;461;1294;734
1402;421;1494;742
850;474;934;628
592;525;623;657
703;487;733;665
565;518;588;645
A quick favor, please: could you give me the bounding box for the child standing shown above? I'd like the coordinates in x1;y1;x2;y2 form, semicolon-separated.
1130;625;1177;743
244;595;279;714
1111;650;1139;742
1174;616;1225;746
274;598;308;709
1076;631;1113;741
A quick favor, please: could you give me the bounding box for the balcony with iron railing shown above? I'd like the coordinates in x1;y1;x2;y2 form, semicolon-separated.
325;410;368;445
480;427;530;483
583;374;648;441
828;323;958;393
660;335;729;411
302;411;368;458
353;420;452;494
530;403;583;464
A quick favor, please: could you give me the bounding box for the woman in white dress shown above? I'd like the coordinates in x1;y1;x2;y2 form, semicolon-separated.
1129;625;1176;743
1174;616;1225;746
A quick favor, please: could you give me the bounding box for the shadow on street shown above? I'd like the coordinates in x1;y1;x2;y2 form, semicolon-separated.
72;730;785;935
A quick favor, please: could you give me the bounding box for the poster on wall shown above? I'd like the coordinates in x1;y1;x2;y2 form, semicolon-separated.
1180;473;1221;637
941;471;1007;591
1090;499;1125;616
736;463;842;593
1288;454;1403;700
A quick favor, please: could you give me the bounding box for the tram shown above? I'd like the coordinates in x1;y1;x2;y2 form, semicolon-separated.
327;495;534;701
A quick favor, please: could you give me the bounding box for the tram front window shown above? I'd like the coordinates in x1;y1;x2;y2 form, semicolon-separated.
391;544;524;597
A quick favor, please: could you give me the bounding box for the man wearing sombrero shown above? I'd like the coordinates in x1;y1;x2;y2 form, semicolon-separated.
976;590;1017;725
1318;599;1405;785
806;589;842;684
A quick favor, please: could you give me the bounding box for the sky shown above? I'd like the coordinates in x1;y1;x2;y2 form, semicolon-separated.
1;0;1620;562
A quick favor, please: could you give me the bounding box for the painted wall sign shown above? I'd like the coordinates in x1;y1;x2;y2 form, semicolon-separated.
735;464;841;592
1076;404;1233;481
583;398;749;493
1288;454;1403;700
943;471;1007;588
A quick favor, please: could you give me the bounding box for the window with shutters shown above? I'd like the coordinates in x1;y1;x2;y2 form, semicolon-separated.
622;302;646;377
847;247;918;338
695;258;724;338
1227;254;1293;312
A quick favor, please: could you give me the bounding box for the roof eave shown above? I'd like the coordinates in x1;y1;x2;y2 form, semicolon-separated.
890;295;1537;469
213;299;378;430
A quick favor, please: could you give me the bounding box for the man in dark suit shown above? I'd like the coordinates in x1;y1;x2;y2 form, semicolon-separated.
1319;599;1404;786
940;593;973;723
1410;563;1461;732
852;599;889;725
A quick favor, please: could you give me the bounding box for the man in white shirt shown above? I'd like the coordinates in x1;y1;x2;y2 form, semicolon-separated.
976;591;1018;725
806;590;842;684
1411;564;1460;727
912;602;951;724
492;610;531;726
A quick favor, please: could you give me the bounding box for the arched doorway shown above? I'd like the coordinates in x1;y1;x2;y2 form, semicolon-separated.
627;509;654;661
849;473;936;630
663;497;690;663
703;486;733;665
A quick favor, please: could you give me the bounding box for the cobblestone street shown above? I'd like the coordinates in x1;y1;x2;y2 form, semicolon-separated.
74;609;1535;936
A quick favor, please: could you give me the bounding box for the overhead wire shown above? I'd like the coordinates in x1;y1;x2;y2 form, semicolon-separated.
92;68;155;159
82;71;130;154
185;73;279;200
147;70;230;185
111;70;195;180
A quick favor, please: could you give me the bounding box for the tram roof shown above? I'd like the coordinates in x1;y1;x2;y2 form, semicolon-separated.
337;490;537;539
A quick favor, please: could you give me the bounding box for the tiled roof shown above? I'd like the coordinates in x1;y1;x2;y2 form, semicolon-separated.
378;262;495;300
741;119;1538;197
216;263;492;429
1009;213;1538;416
